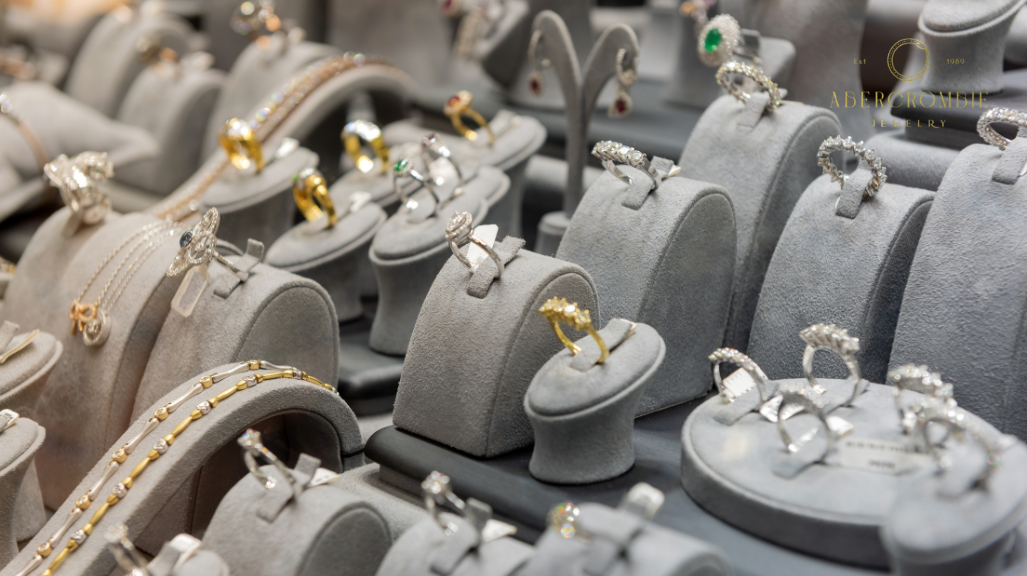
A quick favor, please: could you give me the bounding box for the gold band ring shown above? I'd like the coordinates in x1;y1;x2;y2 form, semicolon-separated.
218;117;265;173
443;90;495;144
539;297;608;364
293;168;337;227
342;119;390;174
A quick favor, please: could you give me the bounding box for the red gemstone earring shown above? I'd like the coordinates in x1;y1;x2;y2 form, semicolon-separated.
527;29;550;97
608;49;637;118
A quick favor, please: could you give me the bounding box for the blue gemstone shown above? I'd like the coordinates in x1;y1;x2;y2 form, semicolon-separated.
179;230;193;248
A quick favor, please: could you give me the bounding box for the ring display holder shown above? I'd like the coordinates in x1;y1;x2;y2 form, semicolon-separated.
0;364;362;576
748;165;933;385
556;168;735;413
0;416;45;568
0;323;61;420
678;94;841;352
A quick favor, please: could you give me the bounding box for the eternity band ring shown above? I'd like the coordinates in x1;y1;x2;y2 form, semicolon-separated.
342;119;389;175
914;402;1013;489
166;207;245;278
237;429;301;495
293;168;337;227
444;90;495;145
539;296;608;364
817;136;887;198
800;324;864;408
977;107;1027;151
422;133;464;185
715;61;783;113
591;141;670;189
422;471;466;535
445;211;504;277
888;364;955;431
776;383;834;460
709;348;771;403
218;117;265;173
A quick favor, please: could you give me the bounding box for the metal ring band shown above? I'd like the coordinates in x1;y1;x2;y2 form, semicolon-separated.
591;140;663;189
776;384;833;460
799;324;863;407
698;14;741;67
218;118;265;173
393;158;444;214
977;107;1027;151
422;471;465;535
238;428;301;495
421;133;464;185
292;168;337;227
715;60;782;112
708;348;771;403
104;524;150;576
444;91;495;144
888;364;954;431
914;402;1006;489
343;119;389;175
816;136;887;198
167;208;244;278
538;297;608;364
445;211;504;277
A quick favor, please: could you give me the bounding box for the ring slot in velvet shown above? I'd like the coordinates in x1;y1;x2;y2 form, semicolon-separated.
202;40;342;158
114;64;226;196
0;327;61;417
680;378;999;568
266;203;386;322
8;212;181;507
521;503;732;576
330;143;476;209
153;549;229;576
556;168;736;414
889;142;1027;440
0;364;362;576
370;169;509;356
526;321;665;484
0;417;45;568
392;247;598;457
203;463;392;576
677;95;841;352
202;147;319;249
63;10;192;117
374;515;534;576
746;174;933;384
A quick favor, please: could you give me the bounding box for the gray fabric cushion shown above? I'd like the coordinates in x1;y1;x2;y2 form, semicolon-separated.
0;417;44;568
863;130;963;192
375;515;534;576
0;329;61;417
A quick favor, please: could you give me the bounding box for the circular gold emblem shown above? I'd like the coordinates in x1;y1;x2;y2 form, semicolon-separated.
887;38;930;82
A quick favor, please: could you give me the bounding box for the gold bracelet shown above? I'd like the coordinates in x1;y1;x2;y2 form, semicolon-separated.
292;168;337;227
538;297;608;364
11;360;334;576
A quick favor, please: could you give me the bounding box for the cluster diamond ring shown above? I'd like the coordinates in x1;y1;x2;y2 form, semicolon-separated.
698;14;742;67
166;207;245;278
539;297;608;364
888;364;955;434
445;211;504;277
709;348;771;403
800;323;864;407
44;152;113;226
592;141;673;189
817;136;887;198
977;107;1027;151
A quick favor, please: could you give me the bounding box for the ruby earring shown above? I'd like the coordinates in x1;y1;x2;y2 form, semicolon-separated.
608;49;637;118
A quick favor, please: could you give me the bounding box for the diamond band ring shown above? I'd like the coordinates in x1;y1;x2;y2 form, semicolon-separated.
800;324;864;407
44;152;113;227
446;211;504;277
591;141;677;189
817;136;887;198
539;297;608;364
715;61;782;112
977;107;1027;151
776;383;833;460
343;119;389;175
913;402;1014;489
709;348;771;403
218;117;265;173
293;168;337;227
888;364;955;434
166;208;244;278
238;428;301;495
444;90;495;144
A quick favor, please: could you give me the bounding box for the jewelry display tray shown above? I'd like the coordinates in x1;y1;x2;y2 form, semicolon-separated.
363;396;1027;576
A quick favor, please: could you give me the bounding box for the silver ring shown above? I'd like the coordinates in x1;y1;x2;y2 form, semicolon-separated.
104;524;151;576
422;471;466;535
591;141;671;189
708;348;771;403
44;152;113;226
888;364;955;434
697;14;741;67
166;208;244;278
800;323;863;406
0;409;18;434
715;61;783;112
393;158;445;215
445;211;504;278
421;133;465;185
237;428;300;495
913;402;1013;489
776;383;833;460
816;136;887;198
977;107;1027;151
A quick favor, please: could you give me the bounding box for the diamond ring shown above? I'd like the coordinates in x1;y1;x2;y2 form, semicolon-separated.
698;14;742;67
445;211;504;277
800;324;864;408
342;119;389;175
166;207;245;278
393;158;448;215
0;409;18;434
539;297;608;364
816;136;887;198
443;90;495;144
591;141;676;189
977;107;1027;151
104;524;151;576
776;383;834;460
913;402;1016;489
44;152;113;227
422;471;469;535
709;348;772;404
888;364;955;434
421;133;464;186
218;117;265;173
715;60;782;113
238;428;301;495
292;168;337;227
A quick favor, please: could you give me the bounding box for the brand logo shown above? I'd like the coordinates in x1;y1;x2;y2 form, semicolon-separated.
887;38;930;82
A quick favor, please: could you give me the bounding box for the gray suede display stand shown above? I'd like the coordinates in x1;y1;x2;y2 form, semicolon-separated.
157;549;229;576
678;95;841;352
375;514;534;576
522;502;732;576
115;62;226;196
757;0;871;141
747;172;933;385
63;7;192;118
890;140;1027;440
0;363;363;576
919;0;1026;94
526;320;664;484
0;416;45;568
679;379;1024;569
393;244;598;458
0;83;160;221
863;130;964;192
636;0;677;82
529;12;640;255
202;147;320;248
204;461;392;576
267;203;386;323
556;170;735;414
368;167;509;356
0;326;62;421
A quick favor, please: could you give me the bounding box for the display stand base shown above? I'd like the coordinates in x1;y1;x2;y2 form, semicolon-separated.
337;317;403;417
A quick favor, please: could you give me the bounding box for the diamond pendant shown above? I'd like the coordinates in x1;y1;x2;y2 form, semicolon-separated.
528;70;544;96
608;88;632;118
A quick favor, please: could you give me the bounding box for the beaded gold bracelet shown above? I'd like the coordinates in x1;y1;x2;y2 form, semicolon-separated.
11;360;334;576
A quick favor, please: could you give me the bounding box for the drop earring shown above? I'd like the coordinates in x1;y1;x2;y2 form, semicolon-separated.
527;29;550;96
608;49;636;118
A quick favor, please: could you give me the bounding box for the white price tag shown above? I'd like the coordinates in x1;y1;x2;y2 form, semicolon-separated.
836;437;931;475
170;264;209;318
466;224;498;271
722;368;758;400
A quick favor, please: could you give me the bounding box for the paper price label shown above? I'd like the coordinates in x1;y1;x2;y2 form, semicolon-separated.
836;437;931;475
466;224;498;271
722;368;758;400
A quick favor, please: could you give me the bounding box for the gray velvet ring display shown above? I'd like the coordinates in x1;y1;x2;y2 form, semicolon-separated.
816;136;887;198
977;107;1027;151
800;323;864;406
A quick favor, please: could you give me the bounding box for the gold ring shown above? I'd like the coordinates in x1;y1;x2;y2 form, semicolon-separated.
293;168;337;227
443;90;495;144
539;297;608;364
218;118;265;173
342;120;389;174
